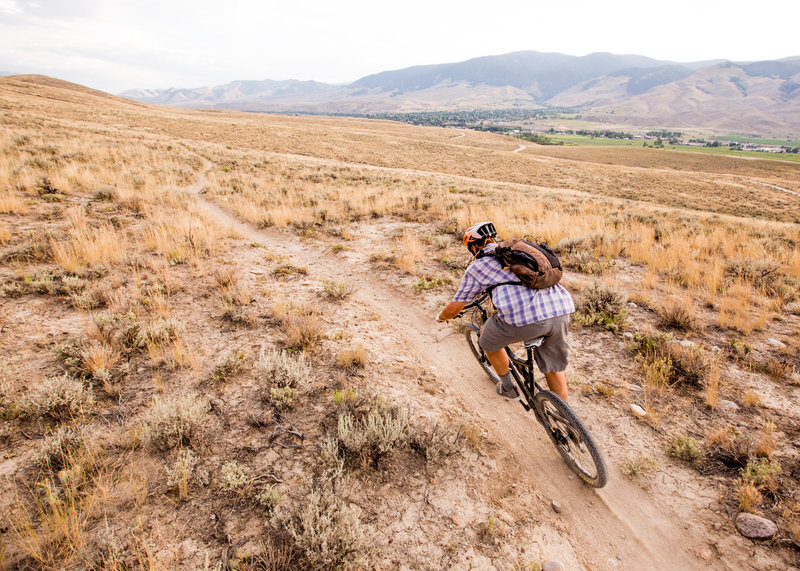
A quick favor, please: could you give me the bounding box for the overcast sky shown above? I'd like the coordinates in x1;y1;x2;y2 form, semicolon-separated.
1;0;798;94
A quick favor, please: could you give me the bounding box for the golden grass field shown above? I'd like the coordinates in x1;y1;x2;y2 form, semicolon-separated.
1;75;799;569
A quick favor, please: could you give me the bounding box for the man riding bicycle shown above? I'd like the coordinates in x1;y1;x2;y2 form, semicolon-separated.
436;222;575;402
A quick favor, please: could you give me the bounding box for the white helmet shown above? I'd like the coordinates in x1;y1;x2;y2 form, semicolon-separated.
462;221;497;254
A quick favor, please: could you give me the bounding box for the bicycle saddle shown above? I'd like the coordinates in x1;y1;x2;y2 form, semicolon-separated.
524;336;545;348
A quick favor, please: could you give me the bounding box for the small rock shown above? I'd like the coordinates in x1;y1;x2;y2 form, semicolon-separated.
718;399;740;414
700;549;713;561
623;332;634;339
551;500;563;514
542;562;565;571
617;554;623;560
627;302;637;308
630;403;647;418
627;383;644;392
711;345;721;352
735;512;778;540
767;338;786;348
568;475;575;480
680;340;695;348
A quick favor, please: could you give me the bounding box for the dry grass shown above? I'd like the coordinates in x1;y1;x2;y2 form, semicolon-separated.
23;374;94;421
3;75;800;568
736;480;763;513
0;189;29;214
337;345;368;370
256;347;311;389
282;313;325;351
51;208;126;273
139;394;207;451
272;485;370;570
322;279;355;300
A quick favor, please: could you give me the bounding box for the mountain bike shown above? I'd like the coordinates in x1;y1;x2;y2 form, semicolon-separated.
460;292;608;488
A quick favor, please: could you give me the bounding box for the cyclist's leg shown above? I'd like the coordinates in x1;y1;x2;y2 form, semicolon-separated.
480;314;546;378
533;314;571;401
485;349;509;376
544;371;568;402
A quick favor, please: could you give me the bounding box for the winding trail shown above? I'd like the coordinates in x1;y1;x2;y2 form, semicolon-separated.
744;178;800;197
185;155;719;570
513;144;528;153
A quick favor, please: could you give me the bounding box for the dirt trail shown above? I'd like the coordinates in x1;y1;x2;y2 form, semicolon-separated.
186;156;717;570
743;178;800;197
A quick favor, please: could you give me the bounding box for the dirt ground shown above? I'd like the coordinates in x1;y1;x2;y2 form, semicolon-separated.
185;159;799;570
1;76;799;570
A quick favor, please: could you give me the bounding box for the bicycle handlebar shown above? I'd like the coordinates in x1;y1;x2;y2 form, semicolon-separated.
455;291;491;319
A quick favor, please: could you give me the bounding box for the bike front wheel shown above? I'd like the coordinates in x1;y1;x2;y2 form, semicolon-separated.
464;324;501;385
533;390;608;488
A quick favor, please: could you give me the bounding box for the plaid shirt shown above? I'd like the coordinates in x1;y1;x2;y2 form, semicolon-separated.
452;247;575;327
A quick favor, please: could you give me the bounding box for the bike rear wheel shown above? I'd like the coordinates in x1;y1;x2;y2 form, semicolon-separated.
464;324;501;385
533;390;608;488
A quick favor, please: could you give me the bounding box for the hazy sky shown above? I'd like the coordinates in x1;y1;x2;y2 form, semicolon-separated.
1;0;798;93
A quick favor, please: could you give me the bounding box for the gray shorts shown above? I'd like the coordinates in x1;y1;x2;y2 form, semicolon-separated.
478;313;571;373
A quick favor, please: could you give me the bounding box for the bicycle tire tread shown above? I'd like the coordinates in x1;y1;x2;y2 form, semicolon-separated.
534;391;608;488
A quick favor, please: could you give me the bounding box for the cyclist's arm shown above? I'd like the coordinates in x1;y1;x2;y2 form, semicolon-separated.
436;300;466;321
436;261;490;321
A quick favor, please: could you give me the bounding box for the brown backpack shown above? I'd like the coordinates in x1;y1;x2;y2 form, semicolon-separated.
484;239;563;289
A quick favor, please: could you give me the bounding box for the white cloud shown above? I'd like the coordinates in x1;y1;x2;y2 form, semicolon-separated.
0;0;798;93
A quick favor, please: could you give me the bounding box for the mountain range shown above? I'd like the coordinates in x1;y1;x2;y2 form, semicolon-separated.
120;51;800;137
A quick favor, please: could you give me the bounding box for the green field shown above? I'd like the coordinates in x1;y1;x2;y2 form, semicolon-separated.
722;134;800;146
530;134;800;162
546;134;642;147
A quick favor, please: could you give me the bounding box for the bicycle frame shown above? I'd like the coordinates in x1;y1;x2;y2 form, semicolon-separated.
460;292;609;488
461;293;547;415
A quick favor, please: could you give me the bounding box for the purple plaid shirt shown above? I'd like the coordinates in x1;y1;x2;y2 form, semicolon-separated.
452;248;575;327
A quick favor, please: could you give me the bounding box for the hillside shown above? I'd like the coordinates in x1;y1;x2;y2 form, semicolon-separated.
551;61;800;137
1;76;799;570
117;50;800;136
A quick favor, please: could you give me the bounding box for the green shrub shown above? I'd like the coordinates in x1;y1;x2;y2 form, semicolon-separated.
269;386;297;410
211;349;248;382
322;280;355;300
668;433;703;463
740;458;782;489
221;461;251;492
574;281;628;330
257;486;281;509
413;276;443;291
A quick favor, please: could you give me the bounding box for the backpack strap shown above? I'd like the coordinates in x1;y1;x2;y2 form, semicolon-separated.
484;281;524;303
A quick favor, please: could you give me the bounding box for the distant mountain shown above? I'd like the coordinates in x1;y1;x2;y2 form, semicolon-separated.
119;51;800;136
550;60;800;136
121;79;344;107
350;51;699;101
